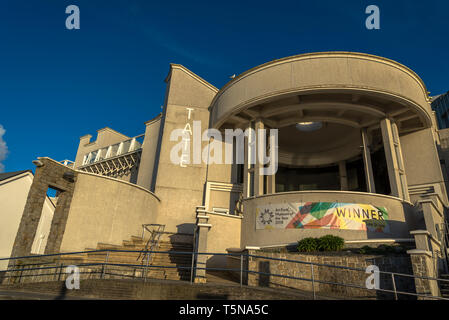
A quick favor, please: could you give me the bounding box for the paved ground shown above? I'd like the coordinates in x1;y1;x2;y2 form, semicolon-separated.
0;276;373;300
0;290;98;300
205;271;240;285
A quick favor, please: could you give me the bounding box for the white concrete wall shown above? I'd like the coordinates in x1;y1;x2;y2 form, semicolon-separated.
206;213;242;268
0;173;31;270
153;64;218;234
136;115;162;191
0;173;56;270
210;52;432;128
59;172;160;252
31;197;55;255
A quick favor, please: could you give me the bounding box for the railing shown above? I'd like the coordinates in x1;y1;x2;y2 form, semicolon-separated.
81;134;144;167
1;249;449;300
190;226;199;283
59;160;75;168
138;224;165;278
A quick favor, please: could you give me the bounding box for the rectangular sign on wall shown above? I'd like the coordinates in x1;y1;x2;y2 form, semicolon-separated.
256;202;389;233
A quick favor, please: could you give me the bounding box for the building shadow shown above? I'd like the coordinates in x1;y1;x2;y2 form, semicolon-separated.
163;224;196;281
258;261;270;287
54;283;68;300
196;293;229;300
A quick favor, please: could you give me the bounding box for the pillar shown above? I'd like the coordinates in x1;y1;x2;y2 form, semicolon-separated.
243;121;255;198
267;174;276;194
380;118;409;200
408;230;440;298
194;212;211;283
9;158;77;263
339;161;348;191
243;124;250;198
361;128;376;193
266;126;276;194
254;119;265;196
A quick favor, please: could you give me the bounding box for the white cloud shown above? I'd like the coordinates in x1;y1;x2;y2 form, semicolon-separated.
0;125;8;173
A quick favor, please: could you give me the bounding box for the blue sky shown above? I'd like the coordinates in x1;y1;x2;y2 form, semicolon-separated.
0;0;448;173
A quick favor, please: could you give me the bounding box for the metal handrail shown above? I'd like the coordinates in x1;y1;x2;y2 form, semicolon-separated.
3;249;449;282
138;224;165;266
190;225;198;283
1;249;449;300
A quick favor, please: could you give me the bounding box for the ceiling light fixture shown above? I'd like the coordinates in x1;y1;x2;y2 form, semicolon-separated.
296;121;323;132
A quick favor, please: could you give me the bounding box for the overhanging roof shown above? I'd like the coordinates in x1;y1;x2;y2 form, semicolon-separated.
0;170;32;182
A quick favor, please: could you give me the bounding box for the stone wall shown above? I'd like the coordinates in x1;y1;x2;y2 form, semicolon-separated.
9;158;78;260
232;250;416;299
9;157;161;262
408;251;440;298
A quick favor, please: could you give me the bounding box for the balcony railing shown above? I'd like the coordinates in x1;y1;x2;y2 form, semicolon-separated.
59;160;75;168
81;134;144;167
76;135;144;177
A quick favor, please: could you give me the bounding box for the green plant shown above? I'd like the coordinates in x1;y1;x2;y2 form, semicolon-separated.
297;237;319;252
359;245;374;254
317;235;345;252
377;244;395;253
358;244;406;255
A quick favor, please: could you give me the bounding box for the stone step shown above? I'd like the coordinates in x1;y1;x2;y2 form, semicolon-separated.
86;259;190;269
96;243;123;250
56;233;196;282
122;240;136;247
93;242;193;251
104;248;192;255
152;255;192;259
85;251;192;260
82;256;191;267
128;244;193;251
130;236;144;244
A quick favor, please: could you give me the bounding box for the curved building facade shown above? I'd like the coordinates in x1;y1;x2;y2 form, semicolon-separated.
206;52;446;249
10;52;449;274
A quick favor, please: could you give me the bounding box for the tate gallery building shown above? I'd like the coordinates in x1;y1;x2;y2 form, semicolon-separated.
10;52;448;273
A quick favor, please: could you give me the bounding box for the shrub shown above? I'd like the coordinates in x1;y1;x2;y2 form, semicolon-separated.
297;237;319;252
377;244;396;253
358;244;405;255
317;235;345;252
359;245;374;254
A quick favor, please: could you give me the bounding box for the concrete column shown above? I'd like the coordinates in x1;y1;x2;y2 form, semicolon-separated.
408;230;440;298
254;119;264;196
338;161;348;191
243;122;256;198
391;122;410;201
136;115;162;191
410;230;431;252
266;127;276;194
361;129;376;193
420;201;438;240
194;213;211;283
267;174;276;194
380;118;409;199
243;126;249;198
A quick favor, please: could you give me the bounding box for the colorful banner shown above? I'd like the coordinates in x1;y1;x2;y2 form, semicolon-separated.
256;202;389;233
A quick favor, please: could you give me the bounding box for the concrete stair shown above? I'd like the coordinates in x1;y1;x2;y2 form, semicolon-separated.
2;232;194;286
438;274;449;297
60;232;195;282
